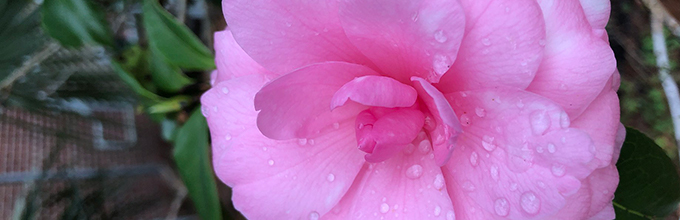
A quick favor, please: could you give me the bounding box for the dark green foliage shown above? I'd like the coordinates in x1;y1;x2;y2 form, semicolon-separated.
614;128;680;219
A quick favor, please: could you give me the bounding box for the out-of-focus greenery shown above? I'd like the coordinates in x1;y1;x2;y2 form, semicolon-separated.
10;0;226;219
615;7;680;160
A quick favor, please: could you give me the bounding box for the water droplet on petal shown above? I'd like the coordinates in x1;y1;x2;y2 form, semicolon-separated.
516;99;525;108
537;181;546;188
434;174;445;190
446;210;456;220
510;182;518;191
530;110;550;135
560;112;570;128
559;83;567;90
298;138;308;146
263;147;268;151
224;134;232;141
494;198;510;216
536;146;544;153
221;87;229;94
433;54;450;75
418;139;432;153
462;181;476;191
285;22;292;27
539;39;547;46
520;192;541;214
327;173;335;182
551;164;566;177
460;114;471;127
482;38;491;46
404;143;416;155
434;30;448;43
547;143;556;153
406;164;424;179
490;165;499;181
380;203;390;213
309;212;320;220
411;12;419;21
475;107;486;118
268;159;275;166
469;152;478;166
333;122;340;129
505;7;510;12
482;136;496;151
309;139;315;145
434;205;442;216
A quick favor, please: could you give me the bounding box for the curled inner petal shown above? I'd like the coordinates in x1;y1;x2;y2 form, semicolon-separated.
355;107;425;162
412;77;462;165
331;75;418;110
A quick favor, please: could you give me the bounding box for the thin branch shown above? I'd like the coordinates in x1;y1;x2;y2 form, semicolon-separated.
159;166;187;220
664;12;680;37
175;0;187;23
643;0;680;38
0;42;60;90
646;0;680;162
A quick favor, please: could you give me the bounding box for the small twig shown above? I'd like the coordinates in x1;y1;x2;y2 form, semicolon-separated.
0;43;60;90
175;0;187;23
663;13;680;37
644;0;680;38
646;0;680;162
159;166;187;220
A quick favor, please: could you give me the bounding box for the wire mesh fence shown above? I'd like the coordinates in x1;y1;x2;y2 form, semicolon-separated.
0;41;189;219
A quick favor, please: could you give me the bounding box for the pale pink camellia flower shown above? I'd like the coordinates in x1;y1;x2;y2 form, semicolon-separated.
201;0;624;219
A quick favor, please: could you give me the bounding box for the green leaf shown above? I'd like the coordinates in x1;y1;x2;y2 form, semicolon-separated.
147;95;191;114
0;0;42;80
41;0;113;47
148;49;194;93
142;0;215;70
110;61;162;102
614;127;680;219
173;109;222;220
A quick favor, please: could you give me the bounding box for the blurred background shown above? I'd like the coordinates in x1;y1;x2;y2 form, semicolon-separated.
0;0;679;219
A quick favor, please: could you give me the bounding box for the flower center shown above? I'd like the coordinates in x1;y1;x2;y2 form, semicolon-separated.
331;75;463;165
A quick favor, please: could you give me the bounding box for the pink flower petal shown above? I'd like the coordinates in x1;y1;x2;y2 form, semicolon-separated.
437;0;546;93
202;75;366;219
324;146;455;219
331;75;418;110
443;89;597;219
254;62;376;140
585;164;619;218
527;0;616;118
222;0;372;73
356;108;425;162
588;205;616;220
338;0;466;83
571;89;620;168
213;29;274;83
412;77;462;166
579;0;611;30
